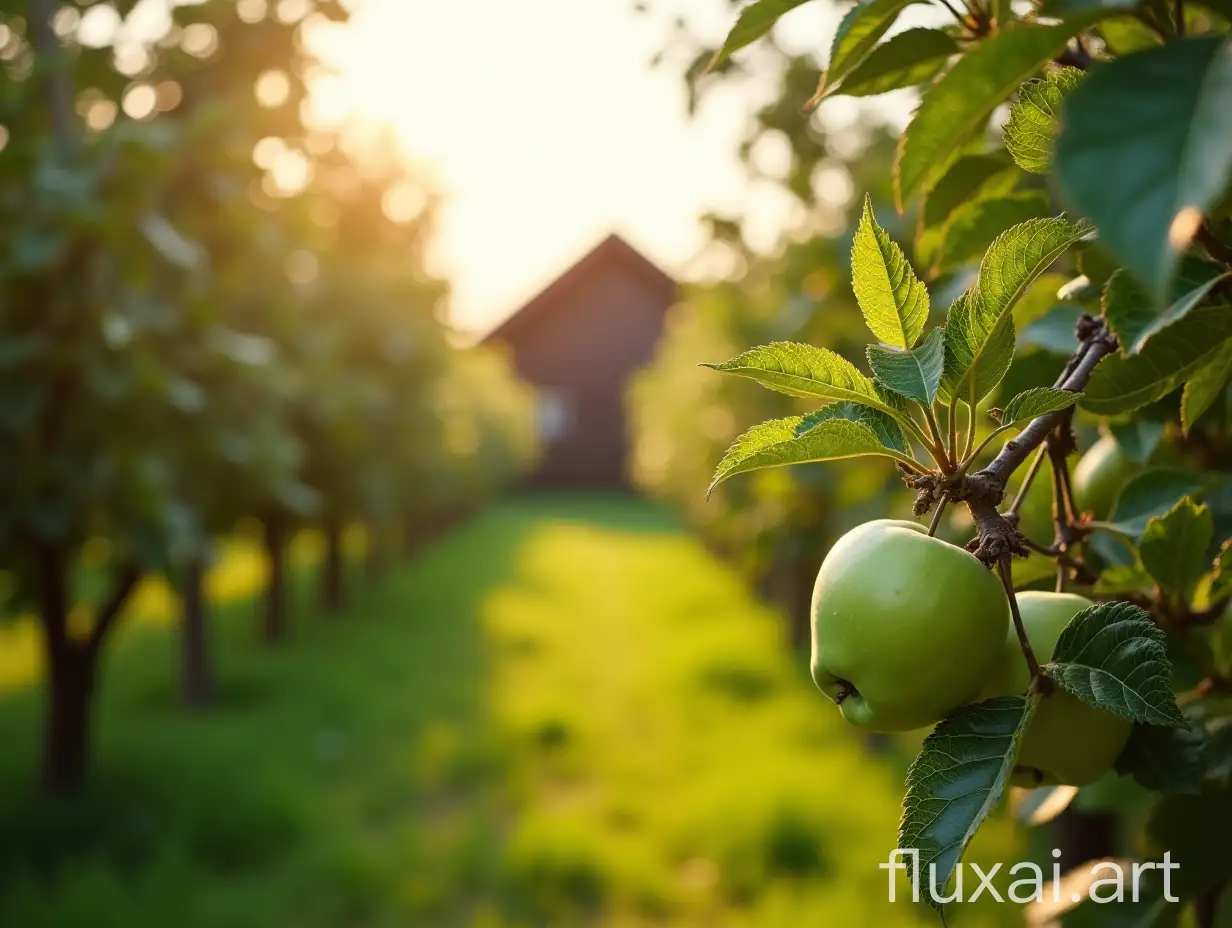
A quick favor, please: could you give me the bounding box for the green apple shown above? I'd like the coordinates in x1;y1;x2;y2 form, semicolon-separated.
810;519;1010;732
981;592;1133;787
1072;435;1138;520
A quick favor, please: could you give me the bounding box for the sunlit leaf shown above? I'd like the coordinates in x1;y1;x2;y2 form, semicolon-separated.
712;0;817;66
819;0;922;99
851;195;930;349
702;342;906;419
828;27;958;98
708;417;916;493
795;401;908;453
997;386;1081;430
942;217;1091;407
895;23;1092;207
1003;67;1084;174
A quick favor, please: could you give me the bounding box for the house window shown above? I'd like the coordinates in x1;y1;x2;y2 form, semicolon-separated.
536;388;572;443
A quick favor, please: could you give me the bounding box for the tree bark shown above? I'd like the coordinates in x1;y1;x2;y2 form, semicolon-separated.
180;556;213;709
262;514;288;644
321;516;344;611
35;544;139;793
42;645;94;793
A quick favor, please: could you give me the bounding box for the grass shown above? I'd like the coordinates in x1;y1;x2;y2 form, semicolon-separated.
0;494;1027;926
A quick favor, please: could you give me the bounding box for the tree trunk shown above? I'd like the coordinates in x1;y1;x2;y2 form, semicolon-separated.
34;544;139;794
262;514;288;644
180;556;213;709
42;646;94;794
321;517;344;611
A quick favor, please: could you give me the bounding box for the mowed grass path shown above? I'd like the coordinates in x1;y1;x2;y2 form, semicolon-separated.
0;495;1022;927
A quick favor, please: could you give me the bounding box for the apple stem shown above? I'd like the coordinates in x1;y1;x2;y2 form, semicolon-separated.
834;680;854;705
997;555;1045;685
927;493;949;537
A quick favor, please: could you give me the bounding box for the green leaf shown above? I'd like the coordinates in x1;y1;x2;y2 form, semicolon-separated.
895;22;1092;207
1101;268;1157;355
1004;67;1085;174
821;0;922;97
1082;302;1232;414
1096;563;1155;594
1054;36;1232;302
708;417;915;493
1104;259;1231;357
851;195;930;349
922;156;1018;231
867;328;946;406
921;154;1020;231
828;27;958;98
1045;601;1186;727
942;216;1092;406
1100;15;1164;55
1100;468;1210;537
941;289;1017;408
702;342;908;420
1132;265;1232;357
1108;420;1165;464
795;401;908;453
1182;338;1232;435
712;0;816;66
932;191;1052;273
898;696;1037;914
979;216;1094;321
997;386;1082;429
1013;272;1071;329
1116;721;1208;794
1139;497;1213;599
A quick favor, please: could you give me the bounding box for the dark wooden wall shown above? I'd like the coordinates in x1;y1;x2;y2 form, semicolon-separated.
486;240;674;487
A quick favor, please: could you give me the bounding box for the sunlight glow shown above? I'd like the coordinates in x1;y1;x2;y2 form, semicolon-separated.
306;1;915;333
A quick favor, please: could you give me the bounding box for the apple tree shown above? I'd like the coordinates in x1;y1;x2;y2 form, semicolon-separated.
703;0;1232;921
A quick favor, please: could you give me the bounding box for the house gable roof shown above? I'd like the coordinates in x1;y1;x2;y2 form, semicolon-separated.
480;234;676;346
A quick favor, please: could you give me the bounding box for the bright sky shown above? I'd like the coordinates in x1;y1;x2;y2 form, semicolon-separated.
308;0;864;335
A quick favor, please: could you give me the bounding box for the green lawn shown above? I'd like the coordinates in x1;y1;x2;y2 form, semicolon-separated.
0;495;1025;927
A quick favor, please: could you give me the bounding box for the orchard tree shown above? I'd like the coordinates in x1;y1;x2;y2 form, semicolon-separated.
704;0;1232;921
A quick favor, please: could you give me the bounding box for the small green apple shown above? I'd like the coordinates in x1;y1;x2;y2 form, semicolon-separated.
981;592;1133;787
1073;435;1138;520
810;519;1010;732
